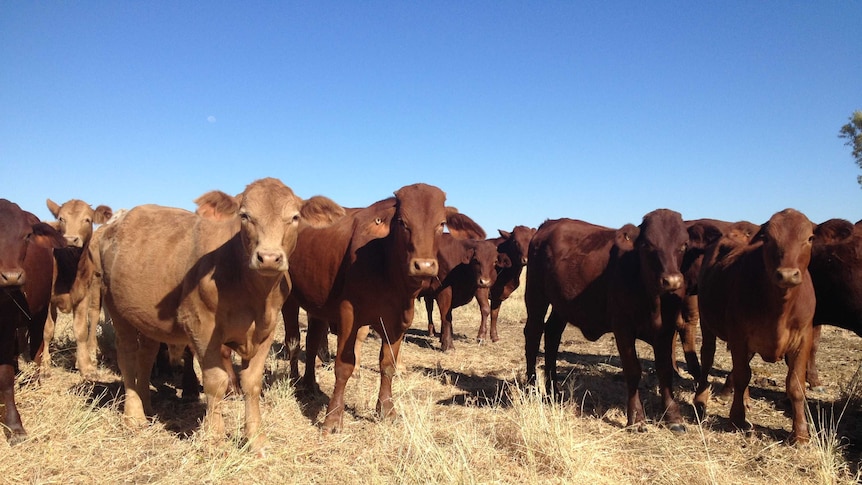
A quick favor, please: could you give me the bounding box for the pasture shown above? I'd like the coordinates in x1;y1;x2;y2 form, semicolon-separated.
3;279;862;484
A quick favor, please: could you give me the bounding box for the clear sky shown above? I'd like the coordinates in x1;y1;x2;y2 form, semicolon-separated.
2;2;860;233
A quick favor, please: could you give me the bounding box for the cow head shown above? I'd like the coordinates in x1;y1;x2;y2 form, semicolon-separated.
633;209;688;294
467;239;500;289
0;200;66;287
46;199;112;248
498;226;536;267
389;184;450;278
755;209;815;289
196;178;344;276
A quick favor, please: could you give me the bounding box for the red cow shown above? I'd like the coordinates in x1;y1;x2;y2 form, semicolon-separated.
281;183;484;434
675;219;759;379
422;235;499;352
476;226;535;343
694;209;816;444
0;199;65;444
42;199;113;377
99;178;343;453
525;209;690;433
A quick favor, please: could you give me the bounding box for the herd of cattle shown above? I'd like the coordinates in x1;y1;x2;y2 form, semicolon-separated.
1;178;860;453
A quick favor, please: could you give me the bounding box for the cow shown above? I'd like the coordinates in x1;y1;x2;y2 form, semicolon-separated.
422;234;500;352
42;199;113;378
280;183;484;434
524;209;690;433
694;209;816;444
0;199;66;444
477;226;535;344
675;219;759;379
99;178;343;453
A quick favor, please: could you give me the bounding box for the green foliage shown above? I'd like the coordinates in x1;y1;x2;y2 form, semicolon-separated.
838;110;862;186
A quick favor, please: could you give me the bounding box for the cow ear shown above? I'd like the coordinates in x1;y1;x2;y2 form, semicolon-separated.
498;229;511;239
194;190;239;220
93;205;113;225
615;224;639;251
687;221;723;249
814;219;854;243
46;198;61;218
300;196;345;228
446;209;486;240
31;222;67;249
497;253;513;268
461;247;475;265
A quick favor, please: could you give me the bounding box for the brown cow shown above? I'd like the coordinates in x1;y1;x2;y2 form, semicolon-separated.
675;219;759;379
524;209;690;433
694;209;816;444
0;199;66;444
281;183;484;434
42;199;112;377
422;234;500;352
477;226;535;343
99;178;343;453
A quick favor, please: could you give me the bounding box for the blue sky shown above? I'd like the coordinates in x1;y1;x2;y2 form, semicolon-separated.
2;2;860;233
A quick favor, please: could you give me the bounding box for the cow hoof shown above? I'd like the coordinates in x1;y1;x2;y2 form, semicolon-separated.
809;385;825;393
7;432;28;446
668;423;686;434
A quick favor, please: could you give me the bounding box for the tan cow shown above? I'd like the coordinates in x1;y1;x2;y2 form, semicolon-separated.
99;178;343;453
43;199;112;378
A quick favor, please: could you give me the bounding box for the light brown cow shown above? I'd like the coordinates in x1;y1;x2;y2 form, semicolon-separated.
42;199;112;378
99;178;343;453
694;209;816;443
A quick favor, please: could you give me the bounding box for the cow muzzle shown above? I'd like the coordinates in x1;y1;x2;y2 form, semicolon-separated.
251;249;289;274
660;273;684;292
477;277;492;288
0;269;25;287
775;268;803;288
409;258;439;277
65;235;83;248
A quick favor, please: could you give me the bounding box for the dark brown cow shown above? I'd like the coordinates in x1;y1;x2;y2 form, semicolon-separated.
281;183;483;434
694;209;816;444
422;234;499;352
42;199;112;377
99;178;343;453
477;226;535;343
0;199;65;444
524;209;690;433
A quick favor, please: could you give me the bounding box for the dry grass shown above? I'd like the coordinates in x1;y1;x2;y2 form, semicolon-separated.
3;280;862;484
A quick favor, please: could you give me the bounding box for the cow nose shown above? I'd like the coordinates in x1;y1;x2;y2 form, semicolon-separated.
409;258;438;277
775;268;802;288
660;274;683;292
477;277;492;288
520;256;528;265
0;270;25;287
254;250;286;271
66;235;83;247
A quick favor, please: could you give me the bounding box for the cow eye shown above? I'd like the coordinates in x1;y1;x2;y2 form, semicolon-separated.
374;217;383;225
679;243;688;252
290;214;300;224
58;217;66;224
84;218;92;224
807;235;815;244
239;212;250;223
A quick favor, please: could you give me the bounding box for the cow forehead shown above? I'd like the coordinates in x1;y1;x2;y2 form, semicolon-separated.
640;209;687;243
239;178;301;220
767;209;813;240
58;199;93;217
394;184;446;221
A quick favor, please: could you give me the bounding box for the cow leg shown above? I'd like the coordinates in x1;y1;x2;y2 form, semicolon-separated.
806;325;823;392
437;289;455;352
727;344;753;435
321;302;359;435
221;345;239;397
489;299;502;343
181;346;201;401
111;314;150;427
71;291;97;379
678;295;701;380
523;295;549;388
376;309;407;421
354;325;370;378
0;364;26;444
475;288;491;344
785;331;812;444
653;338;684;432
85;279;102;365
238;330;275;455
542;310;566;398
198;341;233;443
474;288;491;343
693;327;717;419
281;299;302;383
425;296;436;337
614;330;647;432
41;303;58;376
301;317;327;394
